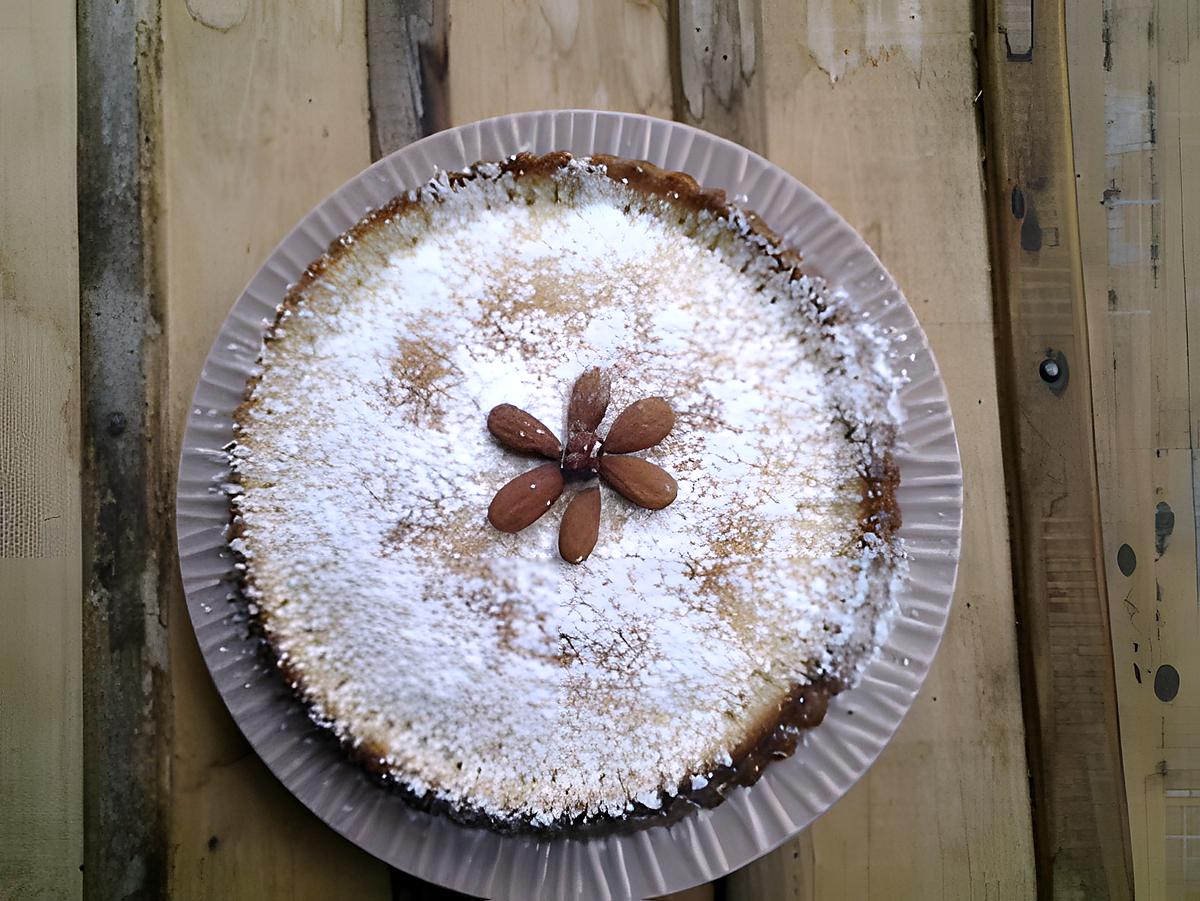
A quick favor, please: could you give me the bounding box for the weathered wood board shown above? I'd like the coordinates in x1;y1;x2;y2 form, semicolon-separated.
980;0;1136;896
1067;0;1200;896
448;0;674;122
0;3;83;899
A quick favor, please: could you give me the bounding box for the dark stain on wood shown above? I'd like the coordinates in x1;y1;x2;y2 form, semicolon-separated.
367;0;450;160
1147;80;1157;144
77;0;170;898
1019;200;1042;251
1154;664;1180;702
1117;543;1137;576
1011;184;1026;218
1154;501;1174;558
1102;4;1114;71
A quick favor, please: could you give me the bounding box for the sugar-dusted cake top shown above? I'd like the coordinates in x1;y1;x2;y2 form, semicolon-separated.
229;154;904;832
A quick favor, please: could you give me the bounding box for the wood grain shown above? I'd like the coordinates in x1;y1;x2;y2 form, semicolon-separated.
367;0;449;158
980;0;1135;896
0;5;82;898
159;2;390;898
448;0;674;123
1067;0;1200;895
728;0;1038;894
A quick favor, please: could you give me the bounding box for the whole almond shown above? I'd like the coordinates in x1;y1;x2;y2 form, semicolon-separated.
487;463;564;533
598;455;678;510
567;367;611;433
487;404;561;459
602;397;675;454
558;486;601;564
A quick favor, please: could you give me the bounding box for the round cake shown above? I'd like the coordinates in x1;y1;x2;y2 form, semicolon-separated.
228;152;905;834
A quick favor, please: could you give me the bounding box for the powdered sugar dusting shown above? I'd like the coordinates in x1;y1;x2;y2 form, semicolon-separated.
231;160;904;829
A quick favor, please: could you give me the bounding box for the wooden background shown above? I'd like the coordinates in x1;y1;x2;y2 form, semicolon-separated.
3;0;1196;898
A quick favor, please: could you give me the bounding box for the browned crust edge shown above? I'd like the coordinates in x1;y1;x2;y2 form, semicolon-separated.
227;151;902;836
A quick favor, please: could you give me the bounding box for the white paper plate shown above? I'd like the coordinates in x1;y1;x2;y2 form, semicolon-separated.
176;110;962;900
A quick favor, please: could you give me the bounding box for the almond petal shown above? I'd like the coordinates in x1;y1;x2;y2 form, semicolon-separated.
602;397;675;454
559;486;601;564
487;463;565;532
567;367;611;434
487;404;562;459
598;456;678;510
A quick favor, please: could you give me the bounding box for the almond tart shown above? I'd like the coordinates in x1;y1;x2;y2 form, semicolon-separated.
228;152;904;835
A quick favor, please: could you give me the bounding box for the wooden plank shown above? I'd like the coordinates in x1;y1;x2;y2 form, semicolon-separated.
0;3;82;898
1066;0;1200;895
729;0;1037;895
79;2;1038;895
158;2;391;898
76;0;172;895
980;0;1135;896
725;830;817;900
367;0;450;158
447;0;674;122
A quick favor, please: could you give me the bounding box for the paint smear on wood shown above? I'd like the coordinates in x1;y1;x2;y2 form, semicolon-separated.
806;0;923;83
676;0;759;122
1105;90;1154;154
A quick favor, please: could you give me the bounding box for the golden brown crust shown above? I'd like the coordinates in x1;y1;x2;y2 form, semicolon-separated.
229;151;900;836
268;641;839;837
862;449;902;538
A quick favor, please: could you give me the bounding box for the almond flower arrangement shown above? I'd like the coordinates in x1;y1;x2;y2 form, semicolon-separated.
486;367;679;564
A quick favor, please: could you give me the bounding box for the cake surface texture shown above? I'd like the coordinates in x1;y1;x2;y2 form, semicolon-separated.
229;153;906;833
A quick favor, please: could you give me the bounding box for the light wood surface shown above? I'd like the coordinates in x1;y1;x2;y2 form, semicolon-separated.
673;0;766;150
0;5;83;899
159;1;390;897
1067;0;1200;897
447;0;674;122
